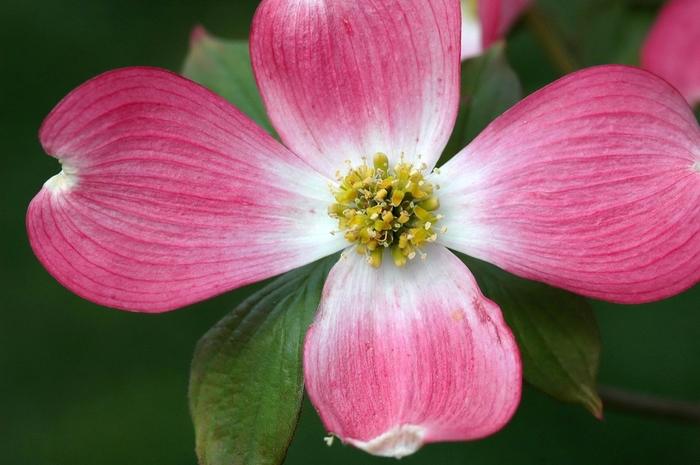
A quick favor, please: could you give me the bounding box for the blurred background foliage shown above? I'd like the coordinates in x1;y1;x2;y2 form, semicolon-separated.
2;0;700;463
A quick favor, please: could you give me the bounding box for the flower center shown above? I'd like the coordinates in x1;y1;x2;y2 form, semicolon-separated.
328;153;445;268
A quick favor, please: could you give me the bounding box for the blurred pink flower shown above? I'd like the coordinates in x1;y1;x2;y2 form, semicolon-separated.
28;0;700;457
460;0;531;59
641;0;700;107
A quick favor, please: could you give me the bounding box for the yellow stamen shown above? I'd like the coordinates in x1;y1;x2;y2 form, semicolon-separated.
328;153;445;267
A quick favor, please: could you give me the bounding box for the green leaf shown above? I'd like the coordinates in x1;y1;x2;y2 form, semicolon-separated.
189;254;338;465
181;28;277;136
528;0;656;70
576;2;654;66
458;253;603;418
440;42;522;165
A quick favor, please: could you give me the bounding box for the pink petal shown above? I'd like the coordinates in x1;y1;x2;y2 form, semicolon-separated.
250;0;461;175
438;65;700;304
641;0;700;107
304;245;521;457
479;0;531;52
28;67;345;312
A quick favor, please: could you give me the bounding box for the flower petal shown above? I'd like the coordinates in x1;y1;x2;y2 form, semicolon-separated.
460;0;483;60
28;67;345;312
304;244;521;457
250;0;461;175
641;0;700;107
438;65;700;304
479;0;531;53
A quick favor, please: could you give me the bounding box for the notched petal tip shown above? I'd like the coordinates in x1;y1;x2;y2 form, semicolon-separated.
44;163;78;194
349;425;425;458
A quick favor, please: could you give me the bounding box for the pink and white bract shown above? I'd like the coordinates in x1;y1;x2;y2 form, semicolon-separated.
641;0;700;107
28;0;700;458
461;0;531;59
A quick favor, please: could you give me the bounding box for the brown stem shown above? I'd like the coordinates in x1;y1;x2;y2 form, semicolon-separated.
598;385;700;423
523;7;579;76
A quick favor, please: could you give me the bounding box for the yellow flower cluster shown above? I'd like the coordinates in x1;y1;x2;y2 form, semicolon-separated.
329;153;444;268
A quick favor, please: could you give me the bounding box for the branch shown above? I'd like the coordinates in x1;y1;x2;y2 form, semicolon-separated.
523;7;579;76
598;385;700;423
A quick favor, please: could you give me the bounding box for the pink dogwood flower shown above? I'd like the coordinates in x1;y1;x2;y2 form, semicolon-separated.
460;0;531;59
28;0;700;458
641;0;700;107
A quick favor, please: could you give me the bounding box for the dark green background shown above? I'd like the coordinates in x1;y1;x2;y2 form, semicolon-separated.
2;0;699;463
